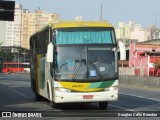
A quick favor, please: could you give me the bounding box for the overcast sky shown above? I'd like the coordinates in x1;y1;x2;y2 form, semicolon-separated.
14;0;160;28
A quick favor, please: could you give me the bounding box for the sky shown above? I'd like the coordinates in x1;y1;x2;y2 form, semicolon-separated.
14;0;160;28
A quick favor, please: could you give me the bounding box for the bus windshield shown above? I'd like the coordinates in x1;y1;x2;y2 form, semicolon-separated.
54;45;118;81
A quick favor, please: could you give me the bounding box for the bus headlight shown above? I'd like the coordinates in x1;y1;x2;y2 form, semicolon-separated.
104;86;118;91
55;87;71;92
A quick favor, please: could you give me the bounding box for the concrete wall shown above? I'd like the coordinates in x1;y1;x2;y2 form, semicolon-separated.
119;67;135;75
119;75;160;90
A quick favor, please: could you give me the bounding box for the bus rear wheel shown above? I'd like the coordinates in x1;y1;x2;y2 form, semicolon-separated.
99;101;108;109
50;101;59;108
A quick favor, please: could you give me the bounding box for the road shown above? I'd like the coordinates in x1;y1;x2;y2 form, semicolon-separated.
0;73;160;119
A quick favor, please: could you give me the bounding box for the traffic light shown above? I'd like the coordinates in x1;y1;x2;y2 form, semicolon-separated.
0;1;15;21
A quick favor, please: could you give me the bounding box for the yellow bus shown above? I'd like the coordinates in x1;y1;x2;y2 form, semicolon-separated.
30;21;126;109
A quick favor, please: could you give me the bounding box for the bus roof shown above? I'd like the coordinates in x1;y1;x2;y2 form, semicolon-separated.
31;20;114;37
51;21;114;29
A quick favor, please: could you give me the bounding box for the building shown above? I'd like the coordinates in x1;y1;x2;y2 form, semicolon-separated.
129;43;160;76
21;8;60;49
34;8;59;32
115;21;152;43
139;39;160;44
145;25;159;40
130;24;146;42
0;21;6;46
0;3;60;49
115;22;131;40
21;9;32;49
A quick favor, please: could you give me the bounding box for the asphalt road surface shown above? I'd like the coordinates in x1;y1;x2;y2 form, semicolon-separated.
0;73;160;119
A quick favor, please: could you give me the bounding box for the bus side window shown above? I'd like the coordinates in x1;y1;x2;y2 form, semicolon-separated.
8;64;11;68
12;64;16;68
4;64;6;68
15;64;18;68
19;64;22;68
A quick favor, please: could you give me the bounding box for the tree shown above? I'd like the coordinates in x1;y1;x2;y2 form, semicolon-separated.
154;59;160;69
0;50;14;61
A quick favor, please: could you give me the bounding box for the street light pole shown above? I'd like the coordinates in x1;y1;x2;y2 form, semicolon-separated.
100;4;102;21
18;50;19;71
154;15;157;39
20;4;22;47
24;50;26;62
100;1;106;21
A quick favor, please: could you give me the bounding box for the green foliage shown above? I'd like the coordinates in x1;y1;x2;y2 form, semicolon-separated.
154;64;160;69
0;50;14;61
0;43;30;62
154;59;160;69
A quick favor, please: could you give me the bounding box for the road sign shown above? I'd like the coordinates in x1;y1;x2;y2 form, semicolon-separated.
0;1;15;21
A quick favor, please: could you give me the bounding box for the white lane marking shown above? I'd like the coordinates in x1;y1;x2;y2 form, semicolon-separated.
109;104;135;111
39;102;63;112
42;103;51;109
20;81;30;85
120;93;160;102
8;87;31;100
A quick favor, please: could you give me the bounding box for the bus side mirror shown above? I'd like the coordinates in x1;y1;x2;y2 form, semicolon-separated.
118;41;126;60
47;42;54;63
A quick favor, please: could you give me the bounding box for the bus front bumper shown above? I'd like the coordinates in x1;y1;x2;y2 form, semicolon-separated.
54;90;118;103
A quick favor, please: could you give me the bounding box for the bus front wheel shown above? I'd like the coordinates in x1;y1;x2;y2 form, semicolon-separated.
35;92;42;101
50;101;59;108
99;101;108;109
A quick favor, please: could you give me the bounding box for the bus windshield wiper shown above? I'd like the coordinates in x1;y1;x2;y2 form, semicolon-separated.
60;61;73;69
72;59;83;81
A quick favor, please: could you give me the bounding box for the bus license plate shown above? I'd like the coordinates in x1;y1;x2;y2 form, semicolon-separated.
83;95;93;99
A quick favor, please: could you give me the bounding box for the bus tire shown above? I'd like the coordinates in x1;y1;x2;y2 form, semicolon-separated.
99;101;108;109
50;101;54;108
35;92;42;101
50;101;58;108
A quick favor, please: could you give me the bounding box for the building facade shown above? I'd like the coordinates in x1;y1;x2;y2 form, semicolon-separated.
0;21;6;46
115;21;153;43
3;4;22;47
21;8;60;49
129;43;160;76
130;24;146;42
115;22;131;40
0;3;60;49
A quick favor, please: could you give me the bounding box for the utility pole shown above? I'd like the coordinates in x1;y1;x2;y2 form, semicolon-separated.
100;1;106;21
155;15;157;29
20;5;22;48
100;4;103;21
154;15;157;39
